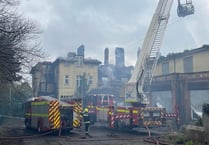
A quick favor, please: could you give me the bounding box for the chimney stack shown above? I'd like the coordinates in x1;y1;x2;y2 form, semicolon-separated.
104;48;109;65
115;47;125;67
77;45;85;57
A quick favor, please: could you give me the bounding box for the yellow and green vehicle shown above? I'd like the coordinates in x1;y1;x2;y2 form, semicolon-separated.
23;96;73;133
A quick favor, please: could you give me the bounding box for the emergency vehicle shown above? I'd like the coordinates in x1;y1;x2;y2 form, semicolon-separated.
23;96;73;132
84;94;167;129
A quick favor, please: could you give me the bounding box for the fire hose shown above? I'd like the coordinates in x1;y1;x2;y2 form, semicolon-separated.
144;126;174;145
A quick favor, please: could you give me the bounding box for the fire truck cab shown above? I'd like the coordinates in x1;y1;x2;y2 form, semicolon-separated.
83;94;114;124
84;94;114;107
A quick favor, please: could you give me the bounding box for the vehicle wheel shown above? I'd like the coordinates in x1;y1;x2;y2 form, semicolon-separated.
114;120;120;130
117;120;123;130
25;119;31;129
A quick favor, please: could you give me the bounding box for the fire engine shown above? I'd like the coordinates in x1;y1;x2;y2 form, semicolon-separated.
84;93;167;129
23;96;74;133
84;0;194;129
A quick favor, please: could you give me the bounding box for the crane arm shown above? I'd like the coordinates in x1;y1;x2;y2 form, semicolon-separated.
125;0;174;105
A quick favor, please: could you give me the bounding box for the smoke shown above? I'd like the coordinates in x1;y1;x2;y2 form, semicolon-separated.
184;0;209;47
184;20;200;47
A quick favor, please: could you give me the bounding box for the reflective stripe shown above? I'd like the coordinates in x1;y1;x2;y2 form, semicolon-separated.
96;107;109;111
73;100;82;128
116;109;129;113
143;121;162;126
133;110;138;114
84;121;90;123
25;113;48;117
49;101;61;129
73;118;80;127
31;101;49;105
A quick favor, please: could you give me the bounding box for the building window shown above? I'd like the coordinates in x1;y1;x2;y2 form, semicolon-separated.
40;82;47;92
184;56;193;73
77;56;83;67
64;75;69;85
76;75;82;87
60;95;70;100
88;76;93;85
162;62;169;75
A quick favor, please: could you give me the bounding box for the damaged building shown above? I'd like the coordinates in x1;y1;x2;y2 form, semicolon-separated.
31;45;101;100
151;45;209;124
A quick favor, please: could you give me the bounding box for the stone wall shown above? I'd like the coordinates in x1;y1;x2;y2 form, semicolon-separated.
203;113;209;142
184;113;209;143
184;125;205;142
203;113;209;132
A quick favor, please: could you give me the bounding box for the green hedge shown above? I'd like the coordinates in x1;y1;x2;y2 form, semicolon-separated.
202;103;209;115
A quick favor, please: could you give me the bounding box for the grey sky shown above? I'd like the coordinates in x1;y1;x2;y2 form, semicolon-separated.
19;0;209;66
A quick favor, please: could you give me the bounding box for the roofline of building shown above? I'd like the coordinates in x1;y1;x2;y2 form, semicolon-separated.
30;61;53;74
159;44;209;62
53;57;101;65
153;70;209;78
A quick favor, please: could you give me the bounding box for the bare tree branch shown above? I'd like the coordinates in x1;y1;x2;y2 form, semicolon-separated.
0;0;46;82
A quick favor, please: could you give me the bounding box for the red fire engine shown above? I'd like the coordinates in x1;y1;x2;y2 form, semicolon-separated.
84;94;167;129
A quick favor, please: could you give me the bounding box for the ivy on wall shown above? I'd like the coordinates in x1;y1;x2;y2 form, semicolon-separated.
202;103;209;115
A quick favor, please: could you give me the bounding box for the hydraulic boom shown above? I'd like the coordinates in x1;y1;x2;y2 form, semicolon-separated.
124;0;194;106
125;0;174;106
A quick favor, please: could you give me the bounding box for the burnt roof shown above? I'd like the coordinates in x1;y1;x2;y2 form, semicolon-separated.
159;45;209;62
53;57;101;65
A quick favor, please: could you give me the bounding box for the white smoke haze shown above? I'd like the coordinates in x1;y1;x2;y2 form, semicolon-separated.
19;0;209;66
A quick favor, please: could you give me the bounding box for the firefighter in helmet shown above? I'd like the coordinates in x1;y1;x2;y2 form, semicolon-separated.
81;108;91;136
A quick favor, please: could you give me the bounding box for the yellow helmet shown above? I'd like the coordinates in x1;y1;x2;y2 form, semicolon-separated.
84;108;88;113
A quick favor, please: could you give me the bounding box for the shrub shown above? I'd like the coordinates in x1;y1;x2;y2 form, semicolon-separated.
174;136;185;144
185;140;205;145
195;117;203;126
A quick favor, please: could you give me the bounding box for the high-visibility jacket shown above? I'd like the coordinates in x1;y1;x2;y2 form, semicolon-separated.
82;112;90;124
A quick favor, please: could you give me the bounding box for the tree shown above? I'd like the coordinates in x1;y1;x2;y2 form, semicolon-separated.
0;0;45;82
0;82;32;116
11;82;32;116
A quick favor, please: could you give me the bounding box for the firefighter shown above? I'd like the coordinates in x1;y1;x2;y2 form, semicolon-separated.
81;108;91;137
